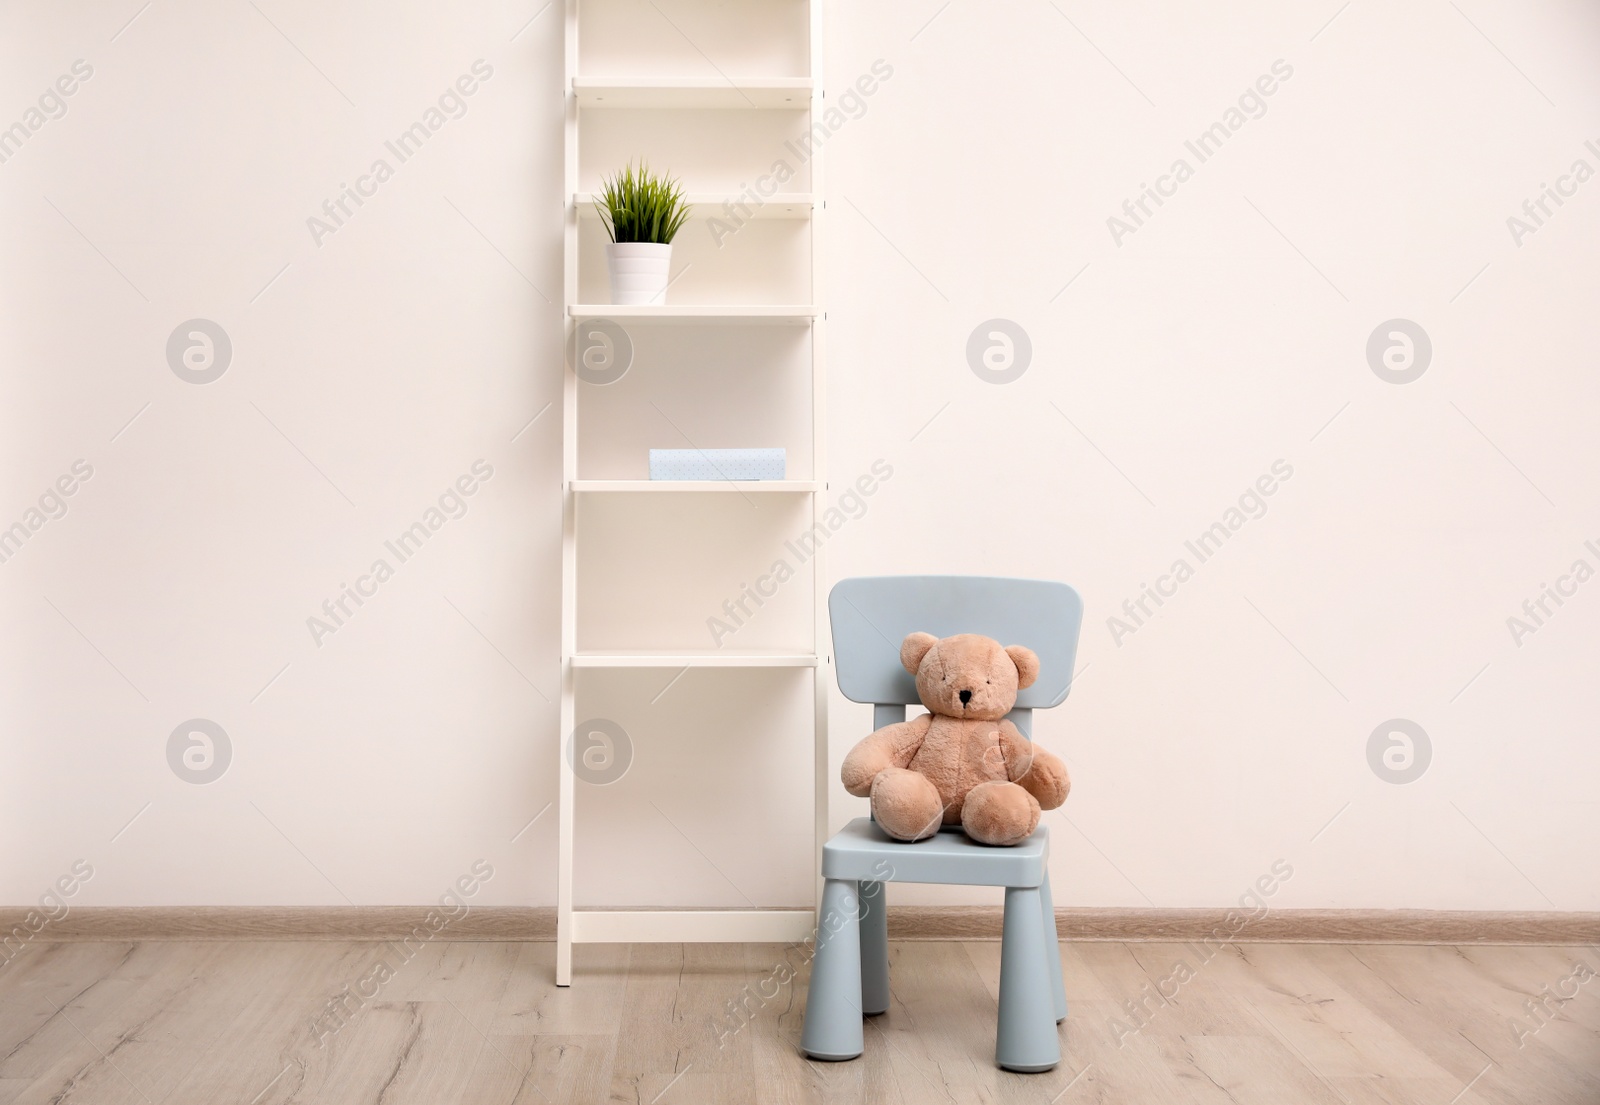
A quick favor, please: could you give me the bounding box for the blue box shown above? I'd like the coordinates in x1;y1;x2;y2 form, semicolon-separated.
649;448;786;481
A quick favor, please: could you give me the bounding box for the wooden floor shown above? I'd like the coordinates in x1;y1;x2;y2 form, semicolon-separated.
0;939;1595;1104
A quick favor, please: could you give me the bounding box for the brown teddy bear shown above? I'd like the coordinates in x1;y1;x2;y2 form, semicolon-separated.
841;632;1070;846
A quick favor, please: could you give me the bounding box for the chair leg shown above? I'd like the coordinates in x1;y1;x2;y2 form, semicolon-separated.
801;878;865;1061
858;880;889;1016
1039;871;1067;1023
996;885;1061;1072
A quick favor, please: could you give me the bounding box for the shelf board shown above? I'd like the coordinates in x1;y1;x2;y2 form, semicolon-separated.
573;77;812;109
572;649;818;669
568;304;815;324
571;909;815;943
570;479;820;493
575;192;814;219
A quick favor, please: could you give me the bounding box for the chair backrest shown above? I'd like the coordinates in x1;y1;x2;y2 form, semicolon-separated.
828;576;1084;739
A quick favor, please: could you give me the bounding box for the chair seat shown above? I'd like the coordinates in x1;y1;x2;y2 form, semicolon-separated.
821;817;1049;888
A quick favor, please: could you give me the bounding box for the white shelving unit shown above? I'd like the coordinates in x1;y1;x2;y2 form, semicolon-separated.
558;0;826;986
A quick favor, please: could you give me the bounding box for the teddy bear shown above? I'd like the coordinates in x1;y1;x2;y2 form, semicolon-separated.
841;631;1071;846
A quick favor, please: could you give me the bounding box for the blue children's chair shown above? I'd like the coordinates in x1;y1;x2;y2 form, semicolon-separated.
800;575;1083;1072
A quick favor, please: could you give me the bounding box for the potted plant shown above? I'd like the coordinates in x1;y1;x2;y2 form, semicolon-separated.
594;162;692;305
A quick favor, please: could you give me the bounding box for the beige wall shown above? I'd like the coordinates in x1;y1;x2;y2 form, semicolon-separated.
3;0;1596;914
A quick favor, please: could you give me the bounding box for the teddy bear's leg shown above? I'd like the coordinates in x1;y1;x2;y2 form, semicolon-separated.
962;781;1041;846
869;768;944;842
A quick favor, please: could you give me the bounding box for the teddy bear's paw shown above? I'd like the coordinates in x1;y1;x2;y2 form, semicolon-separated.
961;781;1041;846
870;768;944;842
1026;760;1071;811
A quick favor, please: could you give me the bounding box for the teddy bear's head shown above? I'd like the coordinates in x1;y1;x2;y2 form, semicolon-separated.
899;632;1039;721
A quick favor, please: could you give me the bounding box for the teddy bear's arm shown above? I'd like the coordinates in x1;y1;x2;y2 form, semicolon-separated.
996;721;1071;810
840;713;933;797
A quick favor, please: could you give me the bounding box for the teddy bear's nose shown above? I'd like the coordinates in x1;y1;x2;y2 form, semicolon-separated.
959;689;973;706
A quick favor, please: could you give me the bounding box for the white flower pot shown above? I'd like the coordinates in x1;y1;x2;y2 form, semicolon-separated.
605;242;673;305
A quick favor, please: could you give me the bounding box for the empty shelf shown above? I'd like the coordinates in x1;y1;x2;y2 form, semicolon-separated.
569;479;821;492
574;77;812;109
571;649;819;668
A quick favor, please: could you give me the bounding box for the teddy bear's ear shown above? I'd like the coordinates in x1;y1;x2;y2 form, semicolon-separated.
1005;645;1040;689
900;632;938;675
